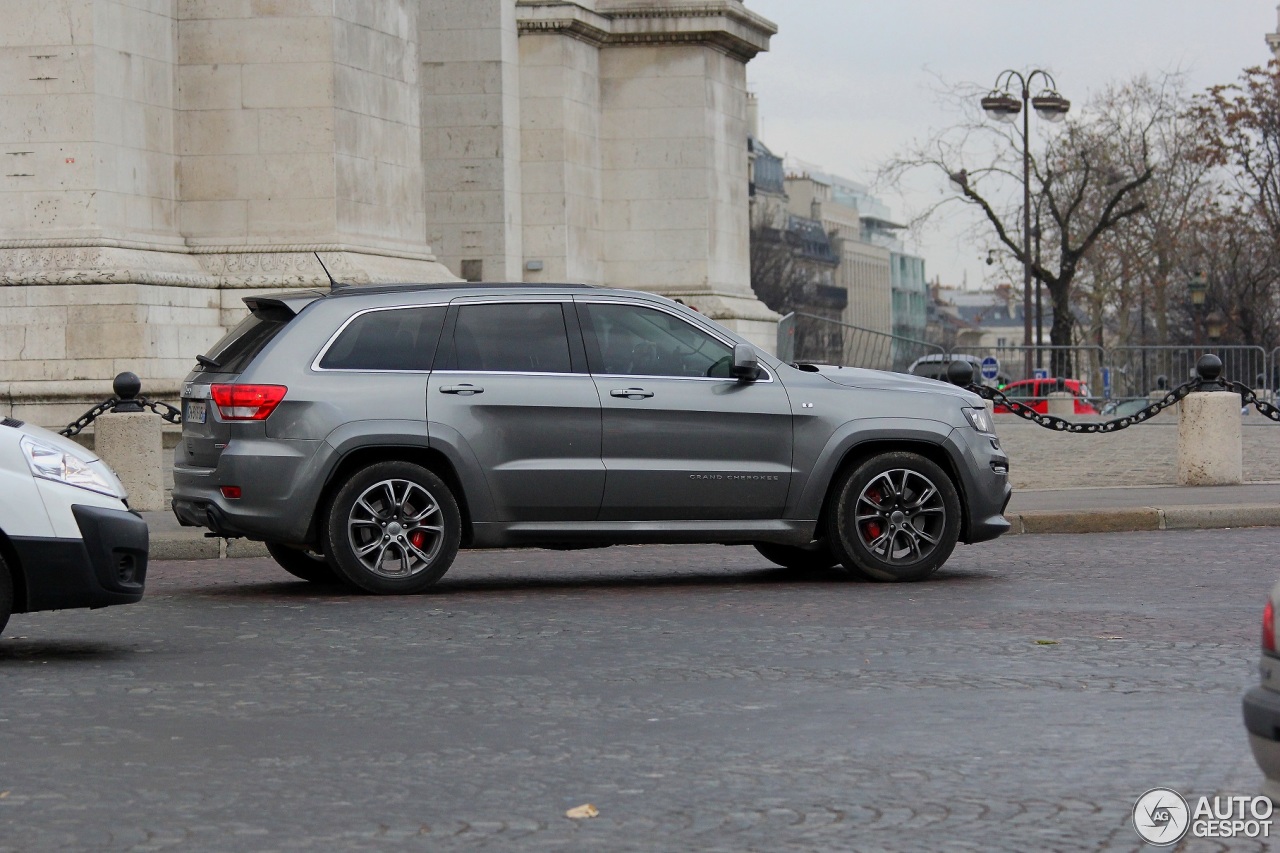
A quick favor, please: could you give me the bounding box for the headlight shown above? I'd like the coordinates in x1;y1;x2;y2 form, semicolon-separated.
963;406;995;434
20;435;122;497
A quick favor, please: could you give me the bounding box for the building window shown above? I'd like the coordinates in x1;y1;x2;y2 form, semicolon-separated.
460;259;483;282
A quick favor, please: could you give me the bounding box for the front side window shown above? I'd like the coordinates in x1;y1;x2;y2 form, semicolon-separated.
319;305;447;371
451;302;572;373
582;302;734;378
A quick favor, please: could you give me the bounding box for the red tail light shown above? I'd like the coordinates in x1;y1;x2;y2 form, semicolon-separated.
1265;600;1275;653
210;384;287;421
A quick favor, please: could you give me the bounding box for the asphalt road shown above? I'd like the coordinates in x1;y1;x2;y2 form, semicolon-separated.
0;531;1274;852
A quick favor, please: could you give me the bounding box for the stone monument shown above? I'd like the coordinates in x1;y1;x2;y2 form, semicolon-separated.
1;0;777;425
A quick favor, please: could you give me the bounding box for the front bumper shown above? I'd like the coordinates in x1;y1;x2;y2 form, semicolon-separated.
948;427;1011;543
10;504;148;612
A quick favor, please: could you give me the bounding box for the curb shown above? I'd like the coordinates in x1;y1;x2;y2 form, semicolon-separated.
1004;503;1280;536
146;503;1280;559
151;537;269;561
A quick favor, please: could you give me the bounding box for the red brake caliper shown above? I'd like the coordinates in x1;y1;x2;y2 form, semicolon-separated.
863;488;883;541
409;530;426;549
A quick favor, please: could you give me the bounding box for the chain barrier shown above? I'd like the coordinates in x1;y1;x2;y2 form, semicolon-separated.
953;354;1280;432
1222;380;1280;423
59;400;119;437
58;372;183;437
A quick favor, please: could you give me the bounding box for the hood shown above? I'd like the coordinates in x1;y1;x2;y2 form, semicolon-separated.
3;418;104;461
807;364;982;404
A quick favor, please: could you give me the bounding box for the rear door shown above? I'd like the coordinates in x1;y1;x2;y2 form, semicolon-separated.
427;298;604;521
576;297;792;521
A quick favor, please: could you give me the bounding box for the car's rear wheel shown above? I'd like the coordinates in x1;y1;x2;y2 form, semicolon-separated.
827;451;961;582
0;553;12;636
265;541;342;585
753;541;839;571
325;462;461;594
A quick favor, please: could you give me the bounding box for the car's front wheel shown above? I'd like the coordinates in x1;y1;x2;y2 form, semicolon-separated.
753;541;839;571
265;541;342;585
324;462;461;594
827;451;961;582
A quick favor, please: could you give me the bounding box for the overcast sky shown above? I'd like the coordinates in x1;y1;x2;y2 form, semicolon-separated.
745;0;1277;290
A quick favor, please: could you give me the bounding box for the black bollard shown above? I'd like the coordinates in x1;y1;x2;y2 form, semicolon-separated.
111;372;146;413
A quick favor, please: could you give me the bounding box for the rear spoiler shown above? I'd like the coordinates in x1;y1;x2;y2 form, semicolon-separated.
243;290;326;317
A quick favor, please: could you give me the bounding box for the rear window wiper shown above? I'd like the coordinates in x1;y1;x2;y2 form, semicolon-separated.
196;354;221;370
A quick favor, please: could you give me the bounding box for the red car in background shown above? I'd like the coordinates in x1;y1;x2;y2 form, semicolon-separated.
994;378;1099;415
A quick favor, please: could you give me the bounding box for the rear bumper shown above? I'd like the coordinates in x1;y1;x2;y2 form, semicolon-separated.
10;505;148;612
1244;684;1280;741
171;437;322;542
1244;684;1280;799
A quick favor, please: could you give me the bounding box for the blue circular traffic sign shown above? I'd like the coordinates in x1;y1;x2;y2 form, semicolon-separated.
980;356;1000;381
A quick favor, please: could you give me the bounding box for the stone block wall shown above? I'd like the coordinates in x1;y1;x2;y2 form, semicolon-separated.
421;0;524;282
2;0;780;425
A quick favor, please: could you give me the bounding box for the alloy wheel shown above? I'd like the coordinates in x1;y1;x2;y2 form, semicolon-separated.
854;468;946;565
346;478;446;579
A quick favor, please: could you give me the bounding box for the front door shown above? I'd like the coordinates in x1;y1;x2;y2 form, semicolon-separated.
575;298;792;521
428;299;603;521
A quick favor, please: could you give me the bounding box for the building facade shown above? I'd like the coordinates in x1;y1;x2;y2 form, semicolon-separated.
0;0;778;424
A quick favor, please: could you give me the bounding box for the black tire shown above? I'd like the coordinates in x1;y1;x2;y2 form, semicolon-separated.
753;541;839;571
265;541;342;585
0;553;11;637
826;451;961;582
324;461;461;594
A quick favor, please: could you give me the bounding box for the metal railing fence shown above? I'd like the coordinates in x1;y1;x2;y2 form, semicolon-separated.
776;313;1279;400
777;312;944;373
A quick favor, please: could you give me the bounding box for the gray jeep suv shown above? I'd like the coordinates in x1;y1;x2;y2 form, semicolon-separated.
171;283;1010;593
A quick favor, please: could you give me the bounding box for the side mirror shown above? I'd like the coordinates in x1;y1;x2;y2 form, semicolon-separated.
731;343;760;382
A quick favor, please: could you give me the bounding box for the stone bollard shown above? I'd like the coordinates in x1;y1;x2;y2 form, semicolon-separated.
92;373;165;511
1046;391;1074;418
1177;356;1242;485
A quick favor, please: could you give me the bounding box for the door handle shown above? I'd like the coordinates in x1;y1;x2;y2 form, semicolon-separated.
441;384;484;395
610;388;654;399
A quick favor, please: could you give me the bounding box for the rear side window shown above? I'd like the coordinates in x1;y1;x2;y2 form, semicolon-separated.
202;308;293;374
319;305;447;371
447;302;572;373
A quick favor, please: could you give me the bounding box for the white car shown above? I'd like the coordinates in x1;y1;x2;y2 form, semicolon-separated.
0;416;147;635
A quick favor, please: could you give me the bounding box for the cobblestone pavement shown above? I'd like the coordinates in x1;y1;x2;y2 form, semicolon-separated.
0;532;1274;852
997;418;1280;489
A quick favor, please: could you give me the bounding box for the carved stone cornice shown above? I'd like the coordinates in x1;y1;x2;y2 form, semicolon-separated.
515;0;775;60
0;244;457;288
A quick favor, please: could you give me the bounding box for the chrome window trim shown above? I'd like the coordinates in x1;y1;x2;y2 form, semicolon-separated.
430;370;590;378
573;297;775;384
311;302;449;373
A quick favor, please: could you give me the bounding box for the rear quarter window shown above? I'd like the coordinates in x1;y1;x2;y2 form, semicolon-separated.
202;308;293;373
318;305;447;371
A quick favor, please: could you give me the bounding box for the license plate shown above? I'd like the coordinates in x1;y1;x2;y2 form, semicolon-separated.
185;400;207;424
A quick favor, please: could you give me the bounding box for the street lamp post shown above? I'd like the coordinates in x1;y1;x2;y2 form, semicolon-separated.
980;70;1070;379
1188;270;1207;347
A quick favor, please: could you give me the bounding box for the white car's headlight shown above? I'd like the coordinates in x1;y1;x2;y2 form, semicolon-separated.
20;435;123;498
963;406;995;435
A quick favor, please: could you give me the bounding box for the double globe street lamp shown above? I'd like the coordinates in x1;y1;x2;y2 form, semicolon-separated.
979;70;1070;378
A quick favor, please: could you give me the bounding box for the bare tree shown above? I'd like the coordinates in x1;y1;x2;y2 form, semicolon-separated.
881;74;1176;375
1070;75;1212;348
1189;61;1280;351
